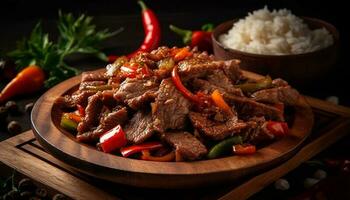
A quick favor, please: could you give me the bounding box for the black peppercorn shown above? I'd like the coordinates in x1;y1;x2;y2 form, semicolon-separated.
35;188;48;198
25;102;34;113
5;101;19;114
0;106;8;124
7;121;22;134
17;178;36;192
52;193;67;200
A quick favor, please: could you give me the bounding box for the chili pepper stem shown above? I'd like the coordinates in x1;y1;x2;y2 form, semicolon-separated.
169;25;192;44
138;0;148;11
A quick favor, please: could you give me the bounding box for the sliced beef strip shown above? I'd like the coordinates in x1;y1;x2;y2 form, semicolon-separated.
189;112;247;140
54;96;76;109
77;92;103;133
191;50;215;61
72;90;97;107
221;59;242;83
206;70;244;96
192;78;243;97
79;81;106;90
101;90;117;108
81;71;108;82
224;94;284;121
178;58;223;81
152;78;191;132
114;78;158;110
251;86;300;106
162;131;207;161
124;111;156;144
243;117;275;145
54;90;96;109
272;78;289;87
77;107;128;143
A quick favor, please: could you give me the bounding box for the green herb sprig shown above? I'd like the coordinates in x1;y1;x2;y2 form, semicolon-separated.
8;11;123;88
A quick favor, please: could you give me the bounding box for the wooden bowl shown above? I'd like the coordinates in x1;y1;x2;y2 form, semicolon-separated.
31;69;314;188
212;17;339;87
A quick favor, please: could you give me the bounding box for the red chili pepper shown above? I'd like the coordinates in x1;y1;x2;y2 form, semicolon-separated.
107;1;161;63
120;141;163;157
169;24;214;52
99;125;127;153
77;104;85;117
233;144;256;155
266;121;289;136
141;150;175;162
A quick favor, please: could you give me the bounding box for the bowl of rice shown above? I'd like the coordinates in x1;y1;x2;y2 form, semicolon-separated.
212;7;339;86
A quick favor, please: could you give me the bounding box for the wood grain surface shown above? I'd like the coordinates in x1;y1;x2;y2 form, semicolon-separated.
30;69;314;188
1;95;349;199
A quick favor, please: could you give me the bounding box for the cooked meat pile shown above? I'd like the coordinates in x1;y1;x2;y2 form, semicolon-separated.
56;46;300;161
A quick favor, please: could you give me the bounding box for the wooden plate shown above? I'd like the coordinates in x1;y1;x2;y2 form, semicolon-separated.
31;69;314;188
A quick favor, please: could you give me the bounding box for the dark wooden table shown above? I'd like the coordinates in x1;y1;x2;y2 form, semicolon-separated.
0;1;349;198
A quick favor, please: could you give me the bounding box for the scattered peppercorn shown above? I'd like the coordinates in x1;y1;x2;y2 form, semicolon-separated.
35;188;48;198
4;190;20;200
313;169;327;180
25;102;34;113
5;101;19;114
52;193;67;200
17;178;36;192
7;121;22;134
0;106;8;124
274;178;290;190
303;177;319;188
20;191;33;199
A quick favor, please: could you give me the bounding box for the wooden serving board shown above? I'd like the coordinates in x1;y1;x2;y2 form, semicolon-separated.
30;70;313;188
0;97;350;199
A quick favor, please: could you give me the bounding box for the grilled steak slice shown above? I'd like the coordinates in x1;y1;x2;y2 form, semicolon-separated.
178;58;222;81
72;90;97;107
54;96;76;109
189;112;247;140
81;71;108;82
54;90;97;109
153;79;191;132
251;86;300;106
79;81;106;90
77;92;103;133
163;131;207;161
191;75;244;96
243;117;275;144
225;95;284;121
77;107;128;143
222;59;242;83
114;78;158;110
125;111;156;144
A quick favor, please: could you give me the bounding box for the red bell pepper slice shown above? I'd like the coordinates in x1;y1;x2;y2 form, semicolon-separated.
141;150;175;162
66;112;82;123
77;104;85;117
120;141;163;157
266;121;289;136
171;65;202;103
99;125;127;153
233;144;256;155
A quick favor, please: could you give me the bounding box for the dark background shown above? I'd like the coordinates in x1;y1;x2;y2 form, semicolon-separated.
0;0;349;138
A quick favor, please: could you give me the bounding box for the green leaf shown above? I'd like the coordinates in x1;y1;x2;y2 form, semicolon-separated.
8;11;123;89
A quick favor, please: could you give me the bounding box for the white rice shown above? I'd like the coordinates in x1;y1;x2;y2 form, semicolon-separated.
219;7;334;55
